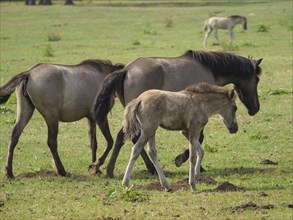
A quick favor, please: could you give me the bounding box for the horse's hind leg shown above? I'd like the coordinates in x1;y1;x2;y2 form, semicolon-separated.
45;119;66;176
147;134;171;192
106;128;125;178
5;88;34;179
89;118;114;174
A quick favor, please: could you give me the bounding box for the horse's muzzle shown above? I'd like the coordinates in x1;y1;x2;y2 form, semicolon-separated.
229;124;238;134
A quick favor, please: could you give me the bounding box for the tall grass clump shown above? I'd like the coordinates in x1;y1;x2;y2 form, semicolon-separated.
43;44;54;57
256;24;270;32
48;32;61;42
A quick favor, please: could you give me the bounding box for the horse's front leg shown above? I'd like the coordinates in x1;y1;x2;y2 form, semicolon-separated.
122;135;147;188
147;134;171;192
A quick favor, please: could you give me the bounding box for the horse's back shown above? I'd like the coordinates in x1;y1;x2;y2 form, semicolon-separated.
26;63;103;121
123;56;215;104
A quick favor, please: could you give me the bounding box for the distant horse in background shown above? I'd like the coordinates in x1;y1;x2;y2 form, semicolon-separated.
93;50;262;178
122;83;238;191
0;60;124;179
203;15;247;47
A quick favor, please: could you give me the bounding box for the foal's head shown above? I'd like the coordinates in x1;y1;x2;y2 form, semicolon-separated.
220;89;238;134
241;16;247;30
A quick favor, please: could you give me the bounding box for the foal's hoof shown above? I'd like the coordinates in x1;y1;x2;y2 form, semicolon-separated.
88;164;102;175
175;155;185;167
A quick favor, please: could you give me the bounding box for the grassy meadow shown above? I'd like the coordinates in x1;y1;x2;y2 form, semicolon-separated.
0;0;292;219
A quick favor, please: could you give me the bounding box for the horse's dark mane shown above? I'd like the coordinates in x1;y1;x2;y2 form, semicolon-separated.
229;15;246;19
79;59;124;68
184;82;228;94
182;50;261;78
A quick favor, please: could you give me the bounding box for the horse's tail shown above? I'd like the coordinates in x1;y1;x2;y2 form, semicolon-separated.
123;99;141;141
0;71;29;104
93;68;127;124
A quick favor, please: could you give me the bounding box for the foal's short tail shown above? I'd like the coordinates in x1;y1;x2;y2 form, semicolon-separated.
0;71;29;104
123;99;141;141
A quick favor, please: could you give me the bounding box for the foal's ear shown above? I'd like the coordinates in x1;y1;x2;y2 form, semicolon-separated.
228;89;237;101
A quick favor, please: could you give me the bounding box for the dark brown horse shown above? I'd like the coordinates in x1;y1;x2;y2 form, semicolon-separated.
0;59;124;178
93;50;262;178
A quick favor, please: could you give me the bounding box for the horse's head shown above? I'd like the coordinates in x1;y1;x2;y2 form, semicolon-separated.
220;89;238;134
241;17;247;31
234;58;262;116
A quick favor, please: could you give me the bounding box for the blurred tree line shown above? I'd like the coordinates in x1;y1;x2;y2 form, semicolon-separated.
25;0;73;5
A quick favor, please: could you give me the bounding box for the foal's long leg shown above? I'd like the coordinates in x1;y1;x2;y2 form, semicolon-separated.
203;28;212;47
174;129;205;170
214;29;220;44
45;119;66;176
5;89;34;179
147;134;171;192
188;129;203;191
106;127;156;178
229;29;234;44
122;134;148;188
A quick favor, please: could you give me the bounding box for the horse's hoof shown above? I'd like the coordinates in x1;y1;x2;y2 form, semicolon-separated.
165;187;173;192
147;167;156;175
88;164;102;175
57;170;67;177
175;155;184;167
200;166;206;173
106;168;114;179
4;167;14;179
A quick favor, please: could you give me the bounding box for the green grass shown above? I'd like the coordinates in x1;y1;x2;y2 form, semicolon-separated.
0;0;292;219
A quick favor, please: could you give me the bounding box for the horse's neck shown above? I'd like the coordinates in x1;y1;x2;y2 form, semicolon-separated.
215;76;236;87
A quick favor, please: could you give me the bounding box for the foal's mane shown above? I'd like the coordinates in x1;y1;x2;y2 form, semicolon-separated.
184;83;228;95
182;50;261;78
228;15;246;19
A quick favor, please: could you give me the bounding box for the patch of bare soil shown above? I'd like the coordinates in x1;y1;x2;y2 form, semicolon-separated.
16;170;89;180
260;159;278;165
214;181;245;192
96;217;122;220
231;202;274;213
136;176;218;192
17;170;58;178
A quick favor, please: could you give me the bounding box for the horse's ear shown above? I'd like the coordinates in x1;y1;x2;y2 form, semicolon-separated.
228;89;237;101
256;58;263;66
